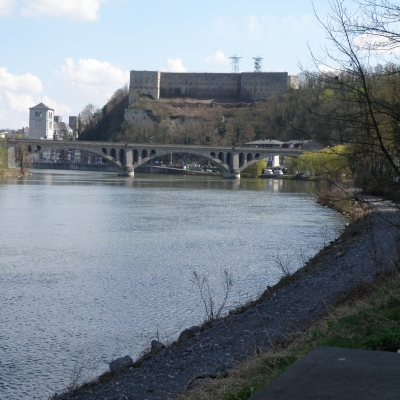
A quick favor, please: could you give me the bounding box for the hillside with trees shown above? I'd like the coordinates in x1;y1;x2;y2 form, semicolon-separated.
79;86;129;142
78;87;312;147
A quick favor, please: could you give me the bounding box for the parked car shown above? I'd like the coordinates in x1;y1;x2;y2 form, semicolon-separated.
264;169;274;175
274;170;283;175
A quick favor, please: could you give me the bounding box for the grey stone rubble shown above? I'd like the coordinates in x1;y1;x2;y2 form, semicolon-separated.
56;201;400;400
109;356;134;373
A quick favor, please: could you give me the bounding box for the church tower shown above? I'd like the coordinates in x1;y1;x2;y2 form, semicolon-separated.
29;102;54;140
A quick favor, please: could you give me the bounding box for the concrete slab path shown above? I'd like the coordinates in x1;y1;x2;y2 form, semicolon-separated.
252;346;400;400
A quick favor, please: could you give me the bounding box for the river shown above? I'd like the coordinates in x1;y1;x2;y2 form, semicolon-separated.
0;170;345;399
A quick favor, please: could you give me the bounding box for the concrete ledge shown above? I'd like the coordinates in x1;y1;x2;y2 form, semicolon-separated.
252;346;400;400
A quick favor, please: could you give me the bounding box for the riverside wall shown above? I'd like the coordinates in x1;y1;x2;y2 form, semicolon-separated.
31;163;118;172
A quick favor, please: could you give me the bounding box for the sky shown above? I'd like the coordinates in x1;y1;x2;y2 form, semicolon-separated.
0;0;346;129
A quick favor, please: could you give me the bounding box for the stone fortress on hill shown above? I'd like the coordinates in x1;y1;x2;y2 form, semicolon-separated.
125;70;299;127
128;70;299;104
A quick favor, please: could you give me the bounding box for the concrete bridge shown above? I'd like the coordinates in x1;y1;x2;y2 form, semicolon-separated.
7;139;304;178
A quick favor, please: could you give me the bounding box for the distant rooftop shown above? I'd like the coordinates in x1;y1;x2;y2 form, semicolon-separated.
245;139;324;150
246;139;284;145
29;102;54;111
245;139;284;148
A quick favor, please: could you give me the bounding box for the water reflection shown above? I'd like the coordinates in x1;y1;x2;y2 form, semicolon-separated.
7;170;326;194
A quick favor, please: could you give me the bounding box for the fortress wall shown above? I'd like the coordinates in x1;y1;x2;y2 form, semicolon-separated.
128;71;294;105
129;71;160;102
159;73;241;100
240;72;288;101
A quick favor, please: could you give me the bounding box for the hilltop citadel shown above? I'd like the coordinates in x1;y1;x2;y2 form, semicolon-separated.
128;70;299;104
125;69;299;128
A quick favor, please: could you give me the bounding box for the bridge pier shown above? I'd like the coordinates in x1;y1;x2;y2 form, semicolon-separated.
222;169;240;179
117;150;135;176
222;152;240;179
117;166;135;177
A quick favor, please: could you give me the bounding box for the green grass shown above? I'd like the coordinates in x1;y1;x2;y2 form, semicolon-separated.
317;303;400;351
222;357;296;400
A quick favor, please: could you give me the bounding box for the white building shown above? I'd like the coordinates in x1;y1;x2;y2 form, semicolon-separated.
53;116;73;139
28;103;79;140
29;102;54;140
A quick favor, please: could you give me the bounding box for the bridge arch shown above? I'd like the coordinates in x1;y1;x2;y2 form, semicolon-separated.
31;144;124;169
133;149;139;162
131;148;230;172
119;149;125;164
239;152;245;168
237;158;264;173
24;144;46;153
226;152;233;169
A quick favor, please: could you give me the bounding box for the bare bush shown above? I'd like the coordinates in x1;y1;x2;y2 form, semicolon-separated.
275;254;292;278
192;269;233;321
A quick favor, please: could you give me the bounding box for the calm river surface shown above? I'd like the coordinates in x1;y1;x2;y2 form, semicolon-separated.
0;170;345;399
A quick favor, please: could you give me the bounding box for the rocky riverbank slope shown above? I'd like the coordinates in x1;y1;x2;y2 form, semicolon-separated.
55;200;400;400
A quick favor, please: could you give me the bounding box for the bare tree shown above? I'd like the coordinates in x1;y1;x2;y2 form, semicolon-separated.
354;0;400;52
80;103;101;128
15;143;28;174
302;0;400;197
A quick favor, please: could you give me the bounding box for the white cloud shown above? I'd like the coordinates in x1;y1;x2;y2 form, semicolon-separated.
20;0;105;20
205;51;230;65
353;32;400;54
41;95;71;115
0;67;43;127
0;0;15;15
60;58;128;85
0;67;43;93
57;58;129;105
0;67;70;129
317;64;342;75
163;58;187;72
4;91;37;114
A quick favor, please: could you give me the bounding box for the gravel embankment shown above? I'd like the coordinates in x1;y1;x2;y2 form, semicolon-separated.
56;200;400;400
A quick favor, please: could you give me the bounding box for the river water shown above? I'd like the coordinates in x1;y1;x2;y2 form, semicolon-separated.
0;171;345;399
